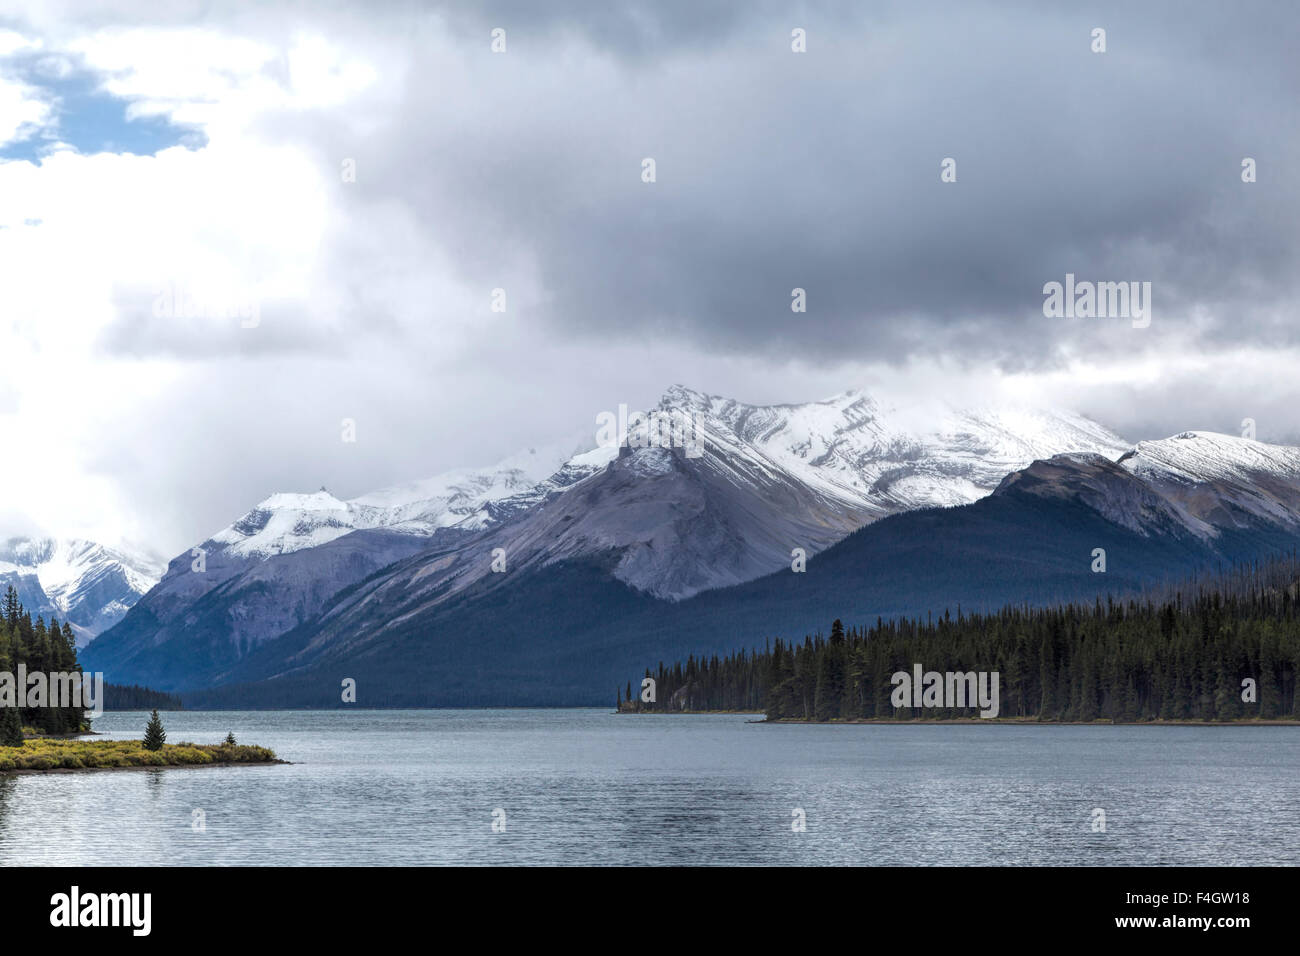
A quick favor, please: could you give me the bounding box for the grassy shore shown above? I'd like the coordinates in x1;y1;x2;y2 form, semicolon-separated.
0;738;281;773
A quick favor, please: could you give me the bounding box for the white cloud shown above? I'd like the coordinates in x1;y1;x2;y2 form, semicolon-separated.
0;29;41;57
0;20;420;549
0;68;52;147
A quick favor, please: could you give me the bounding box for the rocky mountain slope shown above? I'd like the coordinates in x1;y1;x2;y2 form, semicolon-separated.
181;431;1300;707
86;385;1131;692
0;537;163;644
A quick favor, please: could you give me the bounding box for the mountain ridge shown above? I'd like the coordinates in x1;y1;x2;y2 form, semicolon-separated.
185;432;1300;707
85;385;1135;692
0;536;164;644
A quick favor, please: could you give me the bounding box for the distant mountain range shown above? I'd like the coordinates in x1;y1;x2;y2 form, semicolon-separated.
79;386;1300;707
0;537;163;645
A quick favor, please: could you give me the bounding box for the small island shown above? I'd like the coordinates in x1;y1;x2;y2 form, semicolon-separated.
1;709;282;774
0;736;282;773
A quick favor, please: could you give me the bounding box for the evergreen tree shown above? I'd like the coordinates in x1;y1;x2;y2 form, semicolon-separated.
0;704;22;747
143;709;166;750
813;634;845;721
224;732;237;746
2;586;19;629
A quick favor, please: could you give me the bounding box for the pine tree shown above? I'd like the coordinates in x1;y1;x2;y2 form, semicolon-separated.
813;637;845;722
0;704;22;747
224;732;236;746
143;709;166;751
2;586;19;629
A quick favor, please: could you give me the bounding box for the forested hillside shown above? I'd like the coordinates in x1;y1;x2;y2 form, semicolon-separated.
621;556;1300;722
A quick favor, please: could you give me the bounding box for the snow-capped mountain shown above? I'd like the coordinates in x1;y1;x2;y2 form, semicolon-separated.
995;431;1300;542
211;435;601;560
657;385;1130;522
85;385;1131;692
188;424;1300;708
171;425;1300;709
81;436;607;682
1117;431;1300;534
201;387;1129;569
0;537;164;644
308;387;1131;613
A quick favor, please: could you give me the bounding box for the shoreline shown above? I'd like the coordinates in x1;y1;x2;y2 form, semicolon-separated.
615;709;765;716
764;718;1300;726
619;710;1300;725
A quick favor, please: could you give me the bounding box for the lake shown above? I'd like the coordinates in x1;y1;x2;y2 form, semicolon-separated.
1;709;1296;865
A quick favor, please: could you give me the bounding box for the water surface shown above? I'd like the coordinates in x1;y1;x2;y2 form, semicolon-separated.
1;710;1294;865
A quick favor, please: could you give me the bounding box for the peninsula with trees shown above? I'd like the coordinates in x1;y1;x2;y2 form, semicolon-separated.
0;587;280;772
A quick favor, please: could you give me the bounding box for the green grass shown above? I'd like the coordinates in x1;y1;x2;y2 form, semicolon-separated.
0;738;278;772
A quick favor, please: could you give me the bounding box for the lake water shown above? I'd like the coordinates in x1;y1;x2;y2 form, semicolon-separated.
1;709;1296;866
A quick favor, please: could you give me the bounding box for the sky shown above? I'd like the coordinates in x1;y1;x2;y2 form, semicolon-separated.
0;0;1297;557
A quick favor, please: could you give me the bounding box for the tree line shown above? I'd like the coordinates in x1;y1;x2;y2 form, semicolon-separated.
0;585;87;739
620;555;1300;722
103;683;184;711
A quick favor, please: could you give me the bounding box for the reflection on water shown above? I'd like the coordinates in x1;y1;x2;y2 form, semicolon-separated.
0;710;1295;865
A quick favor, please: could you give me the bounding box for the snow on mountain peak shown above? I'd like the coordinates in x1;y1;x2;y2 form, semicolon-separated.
191;386;1134;572
1112;431;1300;534
0;536;164;642
207;432;606;560
646;387;1130;518
1120;430;1300;484
257;490;349;511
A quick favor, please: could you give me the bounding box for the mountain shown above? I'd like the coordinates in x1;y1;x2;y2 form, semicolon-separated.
80;436;602;685
86;385;1132;696
179;431;1300;708
652;386;1129;525
0;537;164;644
206;436;603;563
264;389;1129;625
1116;431;1300;534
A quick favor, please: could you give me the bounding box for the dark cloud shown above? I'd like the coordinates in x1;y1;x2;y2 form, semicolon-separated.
341;0;1300;370
427;0;846;57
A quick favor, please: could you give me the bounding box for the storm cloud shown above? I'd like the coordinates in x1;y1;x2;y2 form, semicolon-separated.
0;0;1297;553
362;0;1300;365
